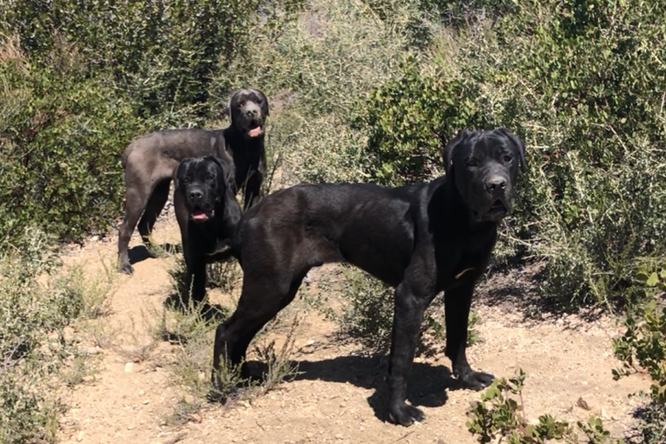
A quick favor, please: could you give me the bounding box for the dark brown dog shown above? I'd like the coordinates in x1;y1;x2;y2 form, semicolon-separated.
117;89;269;274
211;128;526;426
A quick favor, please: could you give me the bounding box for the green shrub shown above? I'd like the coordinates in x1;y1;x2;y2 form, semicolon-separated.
467;369;625;443
0;228;112;443
0;0;304;119
311;265;479;356
613;265;666;443
0;57;142;241
356;0;666;308
0;1;304;244
217;0;428;186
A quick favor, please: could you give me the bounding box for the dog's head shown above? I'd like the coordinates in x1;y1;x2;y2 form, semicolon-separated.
174;156;240;224
228;89;269;139
442;128;526;223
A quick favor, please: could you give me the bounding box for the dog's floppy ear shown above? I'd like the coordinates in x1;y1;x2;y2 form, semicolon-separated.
225;90;239;121
172;159;190;191
251;88;270;117
495;127;526;172
204;155;242;229
203;155;235;193
442;129;473;175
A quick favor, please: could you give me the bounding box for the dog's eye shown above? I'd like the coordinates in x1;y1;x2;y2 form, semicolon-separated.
238;101;245;108
503;155;513;163
206;175;215;182
467;158;478;167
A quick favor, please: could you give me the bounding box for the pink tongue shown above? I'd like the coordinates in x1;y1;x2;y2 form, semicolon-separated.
192;212;207;221
248;126;262;137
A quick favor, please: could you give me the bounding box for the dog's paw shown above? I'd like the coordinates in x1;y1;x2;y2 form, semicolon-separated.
208;376;233;404
459;370;494;390
118;263;134;275
144;246;161;259
388;402;426;426
207;388;227;404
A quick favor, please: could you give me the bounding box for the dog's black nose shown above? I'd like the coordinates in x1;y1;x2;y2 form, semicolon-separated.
245;108;257;117
486;176;507;195
189;189;204;200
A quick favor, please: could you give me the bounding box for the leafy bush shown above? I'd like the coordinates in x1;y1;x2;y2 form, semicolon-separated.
311;265;479;355
613;265;666;443
217;0;429;186
0;1;304;244
0;0;304;119
467;369;625;443
0;56;142;241
0;229;113;443
356;0;666;307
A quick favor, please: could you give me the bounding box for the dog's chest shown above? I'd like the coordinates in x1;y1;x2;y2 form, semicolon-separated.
439;258;483;289
434;239;492;290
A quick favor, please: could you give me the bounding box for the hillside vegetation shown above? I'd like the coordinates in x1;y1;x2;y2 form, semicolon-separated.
1;0;664;442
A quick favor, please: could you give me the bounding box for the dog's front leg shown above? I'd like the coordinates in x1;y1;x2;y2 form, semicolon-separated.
444;281;494;389
182;241;207;308
189;255;207;306
387;283;429;426
243;169;263;210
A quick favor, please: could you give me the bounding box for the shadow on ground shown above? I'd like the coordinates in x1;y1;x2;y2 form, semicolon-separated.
246;355;463;422
128;243;182;265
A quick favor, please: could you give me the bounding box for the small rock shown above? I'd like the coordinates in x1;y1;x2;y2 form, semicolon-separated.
576;397;590;410
125;362;134;373
188;413;202;423
77;431;84;442
83;346;103;355
143;400;150;405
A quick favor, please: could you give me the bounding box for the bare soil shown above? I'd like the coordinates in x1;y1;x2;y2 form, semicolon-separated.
56;211;650;444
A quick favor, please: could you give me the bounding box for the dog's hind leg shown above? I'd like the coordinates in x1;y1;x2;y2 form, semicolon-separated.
211;271;306;398
138;178;170;256
117;184;151;275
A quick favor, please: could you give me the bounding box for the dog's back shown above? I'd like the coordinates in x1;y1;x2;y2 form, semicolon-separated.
235;182;422;285
122;129;229;168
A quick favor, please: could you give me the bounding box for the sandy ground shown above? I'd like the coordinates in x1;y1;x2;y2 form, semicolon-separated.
56;210;650;444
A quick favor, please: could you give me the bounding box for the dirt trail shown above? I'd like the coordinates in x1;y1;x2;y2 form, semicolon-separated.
57;213;650;444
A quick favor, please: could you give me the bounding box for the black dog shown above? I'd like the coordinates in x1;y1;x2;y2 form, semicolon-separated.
117;88;269;274
173;156;242;306
211;128;526;426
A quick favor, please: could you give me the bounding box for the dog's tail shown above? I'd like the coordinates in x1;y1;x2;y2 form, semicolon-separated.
121;142;134;170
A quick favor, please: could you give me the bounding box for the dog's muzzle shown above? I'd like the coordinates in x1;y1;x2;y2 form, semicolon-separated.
484;175;510;221
187;188;215;222
239;103;264;138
